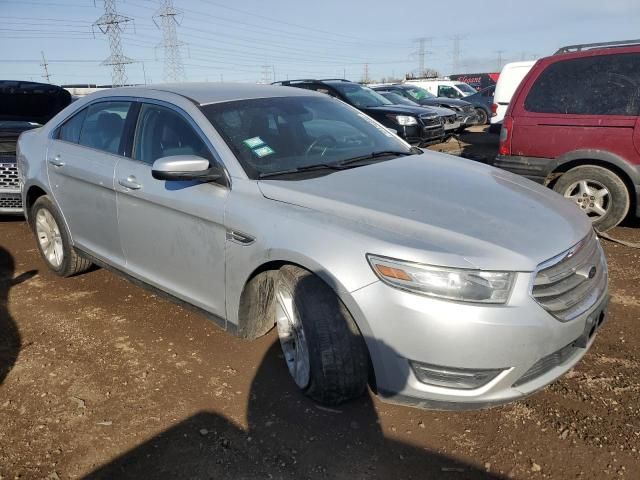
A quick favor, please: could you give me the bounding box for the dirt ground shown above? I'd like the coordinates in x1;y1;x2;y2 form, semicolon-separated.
1;130;639;479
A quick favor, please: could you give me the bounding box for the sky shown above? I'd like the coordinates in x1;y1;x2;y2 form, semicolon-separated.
1;0;639;86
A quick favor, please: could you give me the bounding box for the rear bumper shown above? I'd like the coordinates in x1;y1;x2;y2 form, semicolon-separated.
491;154;556;184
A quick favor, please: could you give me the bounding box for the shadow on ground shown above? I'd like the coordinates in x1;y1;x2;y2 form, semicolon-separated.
85;341;503;479
0;246;36;385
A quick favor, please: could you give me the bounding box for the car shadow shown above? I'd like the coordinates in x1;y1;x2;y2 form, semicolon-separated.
0;246;37;385
85;272;505;479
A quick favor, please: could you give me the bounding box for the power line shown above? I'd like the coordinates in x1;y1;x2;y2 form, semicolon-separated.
93;0;135;86
451;35;463;75
153;0;186;82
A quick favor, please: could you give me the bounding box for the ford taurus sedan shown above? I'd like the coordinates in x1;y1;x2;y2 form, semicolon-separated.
17;83;609;409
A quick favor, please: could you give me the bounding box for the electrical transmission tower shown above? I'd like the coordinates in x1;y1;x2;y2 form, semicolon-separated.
413;37;432;77
362;63;370;84
154;0;186;83
94;0;134;87
40;51;51;83
451;35;462;74
495;50;505;71
260;65;273;84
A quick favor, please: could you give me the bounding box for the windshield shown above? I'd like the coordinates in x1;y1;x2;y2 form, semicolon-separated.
455;83;478;96
200;96;411;179
330;83;392;108
404;86;436;101
380;92;419;106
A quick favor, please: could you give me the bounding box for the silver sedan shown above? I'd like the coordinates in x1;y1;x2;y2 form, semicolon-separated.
17;83;608;409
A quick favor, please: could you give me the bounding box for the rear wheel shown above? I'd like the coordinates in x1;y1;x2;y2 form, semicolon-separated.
30;196;92;277
552;166;630;232
475;108;488;125
274;265;369;405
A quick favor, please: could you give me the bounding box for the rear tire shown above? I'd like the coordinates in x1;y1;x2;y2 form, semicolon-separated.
552;166;630;232
30;195;92;277
274;265;369;405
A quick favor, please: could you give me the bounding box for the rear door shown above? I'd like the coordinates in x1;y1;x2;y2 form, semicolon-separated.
114;101;228;317
511;53;640;160
47;100;135;263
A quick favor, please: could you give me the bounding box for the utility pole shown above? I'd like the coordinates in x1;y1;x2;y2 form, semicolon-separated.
413;37;432;77
94;0;134;86
451;35;462;75
154;0;186;83
495;50;505;71
362;63;369;84
40;51;51;83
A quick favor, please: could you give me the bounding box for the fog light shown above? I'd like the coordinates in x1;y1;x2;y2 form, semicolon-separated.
410;361;504;390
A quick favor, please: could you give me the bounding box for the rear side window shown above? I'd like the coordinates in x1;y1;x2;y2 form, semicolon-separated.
78;101;132;155
133;104;212;165
524;53;640;115
56;108;87;143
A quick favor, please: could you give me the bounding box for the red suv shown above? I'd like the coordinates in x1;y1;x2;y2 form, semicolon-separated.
492;40;640;231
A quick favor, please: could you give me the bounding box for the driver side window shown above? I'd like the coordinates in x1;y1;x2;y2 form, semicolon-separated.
133;104;212;165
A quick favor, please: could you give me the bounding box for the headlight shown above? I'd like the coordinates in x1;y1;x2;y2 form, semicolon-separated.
391;115;418;126
367;254;515;304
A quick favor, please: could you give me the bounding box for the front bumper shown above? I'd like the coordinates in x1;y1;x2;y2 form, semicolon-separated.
351;273;608;410
403;124;445;147
460;110;481;127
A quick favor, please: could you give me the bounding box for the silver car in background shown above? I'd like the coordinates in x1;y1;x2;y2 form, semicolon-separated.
17;83;608;409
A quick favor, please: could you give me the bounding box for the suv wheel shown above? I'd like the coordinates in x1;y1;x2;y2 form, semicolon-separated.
475;108;488;125
553;166;630;232
31;196;92;277
274;265;369;405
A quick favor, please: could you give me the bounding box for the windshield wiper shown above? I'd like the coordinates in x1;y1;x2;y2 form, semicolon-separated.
258;163;350;179
336;148;420;167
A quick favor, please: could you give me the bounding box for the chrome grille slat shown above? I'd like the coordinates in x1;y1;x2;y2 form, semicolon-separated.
532;231;607;322
0;161;19;189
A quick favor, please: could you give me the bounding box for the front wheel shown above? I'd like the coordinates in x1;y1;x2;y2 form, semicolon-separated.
274;265;369;405
30;195;92;277
475;108;488;125
552;166;630;232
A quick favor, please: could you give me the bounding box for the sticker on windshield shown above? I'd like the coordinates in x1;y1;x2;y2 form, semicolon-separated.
253;145;274;157
357;113;394;137
243;136;265;149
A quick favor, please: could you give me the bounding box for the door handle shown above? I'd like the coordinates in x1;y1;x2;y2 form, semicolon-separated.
48;155;65;167
118;176;142;190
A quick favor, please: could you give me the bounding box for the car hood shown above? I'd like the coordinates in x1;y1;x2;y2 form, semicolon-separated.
0;80;72;124
420;97;471;109
257;153;591;271
363;104;438;116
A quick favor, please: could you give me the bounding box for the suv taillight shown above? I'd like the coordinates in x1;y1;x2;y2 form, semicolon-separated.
499;116;513;156
490;103;498;117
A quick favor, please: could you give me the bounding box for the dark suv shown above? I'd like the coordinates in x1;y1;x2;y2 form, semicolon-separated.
370;84;479;131
1;80;71;214
272;79;445;146
492;40;640;231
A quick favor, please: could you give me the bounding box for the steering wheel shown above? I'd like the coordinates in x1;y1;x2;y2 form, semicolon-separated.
304;135;337;157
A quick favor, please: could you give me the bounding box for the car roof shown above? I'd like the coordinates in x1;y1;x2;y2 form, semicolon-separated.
105;82;321;105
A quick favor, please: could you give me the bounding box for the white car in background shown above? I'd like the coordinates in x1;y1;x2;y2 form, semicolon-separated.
404;79;477;99
490;61;536;129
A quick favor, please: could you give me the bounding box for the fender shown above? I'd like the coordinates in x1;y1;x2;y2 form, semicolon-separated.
554;149;640;186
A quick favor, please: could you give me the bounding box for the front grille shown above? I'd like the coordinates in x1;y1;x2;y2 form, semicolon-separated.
0;161;19;188
0;193;22;209
419;114;441;128
532;231;607;322
444;115;457;124
512;342;577;387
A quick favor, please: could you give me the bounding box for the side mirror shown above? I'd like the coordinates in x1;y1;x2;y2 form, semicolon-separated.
151;155;223;182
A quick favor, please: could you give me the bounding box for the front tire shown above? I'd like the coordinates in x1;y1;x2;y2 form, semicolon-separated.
475;108;488;125
274;265;369;405
552;166;630;232
30;196;92;277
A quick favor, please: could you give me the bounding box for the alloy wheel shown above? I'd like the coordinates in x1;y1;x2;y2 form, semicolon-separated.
35;208;64;268
563;180;610;220
275;285;311;389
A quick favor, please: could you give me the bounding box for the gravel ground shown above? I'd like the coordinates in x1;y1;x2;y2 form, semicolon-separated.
1;133;639;479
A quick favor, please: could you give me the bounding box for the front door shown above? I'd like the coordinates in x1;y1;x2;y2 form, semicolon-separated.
47;100;134;263
114;102;228;317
